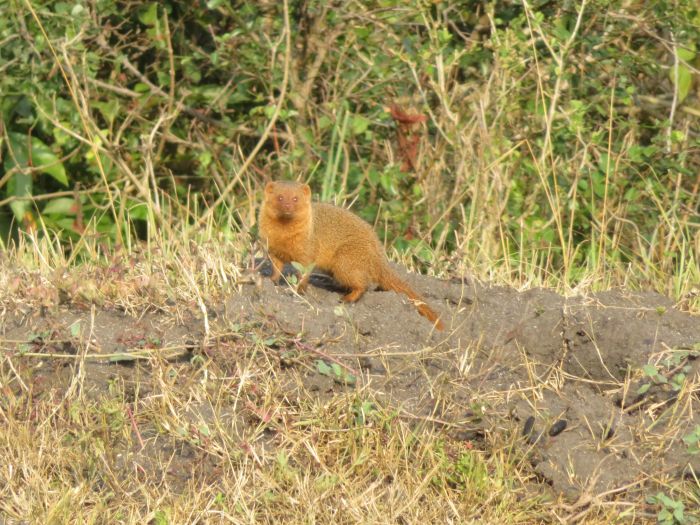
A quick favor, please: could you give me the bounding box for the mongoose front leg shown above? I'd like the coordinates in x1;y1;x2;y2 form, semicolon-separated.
297;272;310;294
268;254;285;283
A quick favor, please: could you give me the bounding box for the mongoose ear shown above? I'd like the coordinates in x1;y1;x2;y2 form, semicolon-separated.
302;184;311;196
265;181;276;193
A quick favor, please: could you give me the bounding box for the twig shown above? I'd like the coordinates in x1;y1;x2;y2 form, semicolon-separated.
3;355;29;392
125;404;145;451
156;11;177;162
10;345;192;361
666;31;679;153
0;187;103;208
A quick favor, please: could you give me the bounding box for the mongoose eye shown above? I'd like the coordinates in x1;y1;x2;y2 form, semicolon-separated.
293;197;298;202
277;196;283;201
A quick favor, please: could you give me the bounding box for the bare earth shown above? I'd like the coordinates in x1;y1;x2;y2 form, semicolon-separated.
3;264;699;503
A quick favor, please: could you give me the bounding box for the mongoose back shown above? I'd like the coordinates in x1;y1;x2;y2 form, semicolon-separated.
259;181;444;330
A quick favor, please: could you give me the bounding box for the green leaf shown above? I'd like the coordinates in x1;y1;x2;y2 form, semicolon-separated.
672;373;686;385
677;42;696;62
51;217;77;232
5;132;68;186
31;139;67;186
682;425;700;454
127;202;149;220
43;197;77;216
552;24;571;43
138;3;158;26
92;100;119;125
134;82;151;93
438;27;452;44
353;400;377;425
70;321;81;338
628;145;645;163
351;115;370;136
642;364;658;377
597;153;611;175
316;359;332;376
317;115;332;130
7;170;32;222
198;150;212;169
670;63;693;103
658;508;672;522
152;510;168;525
637;383;651;395
315;359;356;386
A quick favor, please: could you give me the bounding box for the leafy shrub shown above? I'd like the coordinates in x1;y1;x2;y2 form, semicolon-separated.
1;0;698;290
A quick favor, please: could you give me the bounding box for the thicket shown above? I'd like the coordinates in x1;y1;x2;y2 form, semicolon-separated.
1;0;699;291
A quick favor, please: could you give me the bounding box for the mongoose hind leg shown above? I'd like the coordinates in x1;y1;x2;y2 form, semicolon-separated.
332;262;370;303
342;287;366;302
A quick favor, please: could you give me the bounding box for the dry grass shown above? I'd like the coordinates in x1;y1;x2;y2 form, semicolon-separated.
0;250;544;523
2;232;699;523
0;384;537;523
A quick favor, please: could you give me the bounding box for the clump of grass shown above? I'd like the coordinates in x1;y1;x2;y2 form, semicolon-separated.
4;234;699;523
2;305;549;523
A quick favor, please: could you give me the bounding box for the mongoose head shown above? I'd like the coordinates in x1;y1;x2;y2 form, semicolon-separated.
264;181;311;220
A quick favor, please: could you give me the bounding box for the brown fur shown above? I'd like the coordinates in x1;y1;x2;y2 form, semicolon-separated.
259;181;444;330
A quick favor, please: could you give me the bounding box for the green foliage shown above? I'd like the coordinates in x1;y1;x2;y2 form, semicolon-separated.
647;492;694;525
672;42;696;103
152;510;170;525
432;440;489;493
1;0;698;289
639;348;698;394
683;425;700;455
315;359;356;386
352;400;378;426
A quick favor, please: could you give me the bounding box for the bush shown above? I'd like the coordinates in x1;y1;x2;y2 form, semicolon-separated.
2;0;698;290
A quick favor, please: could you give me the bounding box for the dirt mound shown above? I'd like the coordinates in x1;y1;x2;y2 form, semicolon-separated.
3;265;699;502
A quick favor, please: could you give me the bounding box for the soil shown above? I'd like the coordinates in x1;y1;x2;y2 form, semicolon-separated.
3;263;700;502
